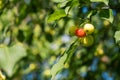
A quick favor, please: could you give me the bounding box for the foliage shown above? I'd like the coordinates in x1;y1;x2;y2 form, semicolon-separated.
114;31;120;45
0;43;27;77
47;9;67;23
0;0;120;80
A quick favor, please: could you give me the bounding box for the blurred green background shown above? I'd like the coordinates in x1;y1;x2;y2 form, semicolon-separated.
0;0;120;80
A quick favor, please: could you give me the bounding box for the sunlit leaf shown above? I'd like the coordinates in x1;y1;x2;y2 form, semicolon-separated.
114;31;120;45
90;0;109;5
50;40;78;80
52;0;72;3
0;43;27;77
57;1;69;8
47;9;67;23
51;53;67;80
52;0;66;3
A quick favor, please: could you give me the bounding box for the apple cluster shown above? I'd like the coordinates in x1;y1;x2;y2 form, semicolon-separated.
69;23;95;47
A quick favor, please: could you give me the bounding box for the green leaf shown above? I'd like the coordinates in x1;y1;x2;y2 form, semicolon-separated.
99;9;114;23
50;39;78;80
47;9;67;23
51;53;67;80
65;0;79;15
57;1;69;8
52;0;72;3
90;0;109;5
65;40;78;62
72;0;79;6
114;31;120;45
0;43;27;77
52;0;66;3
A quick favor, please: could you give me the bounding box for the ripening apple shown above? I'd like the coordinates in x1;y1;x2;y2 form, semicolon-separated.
83;23;95;34
75;28;86;37
83;35;94;47
69;26;78;36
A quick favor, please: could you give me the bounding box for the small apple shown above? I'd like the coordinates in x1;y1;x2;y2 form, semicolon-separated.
75;28;86;37
83;23;95;34
103;20;110;28
69;26;78;36
83;35;94;47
